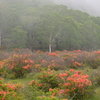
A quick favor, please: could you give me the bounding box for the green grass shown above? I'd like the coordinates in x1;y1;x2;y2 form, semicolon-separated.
85;94;100;100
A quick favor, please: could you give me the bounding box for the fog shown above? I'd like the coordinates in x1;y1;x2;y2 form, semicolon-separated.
53;0;100;16
1;0;100;51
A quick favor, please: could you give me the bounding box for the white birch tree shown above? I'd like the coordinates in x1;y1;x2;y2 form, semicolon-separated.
36;12;63;52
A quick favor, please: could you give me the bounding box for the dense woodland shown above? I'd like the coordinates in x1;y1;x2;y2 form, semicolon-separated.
0;0;100;52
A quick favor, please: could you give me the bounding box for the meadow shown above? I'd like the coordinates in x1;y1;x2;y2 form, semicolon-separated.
0;49;100;100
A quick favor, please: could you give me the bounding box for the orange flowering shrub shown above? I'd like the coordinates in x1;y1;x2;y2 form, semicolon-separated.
58;69;94;100
38;69;60;92
3;54;34;78
29;68;94;100
29;68;59;92
0;78;24;100
47;60;66;71
71;60;84;69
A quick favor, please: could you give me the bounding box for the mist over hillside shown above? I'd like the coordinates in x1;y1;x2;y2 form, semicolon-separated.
1;0;100;51
53;0;100;16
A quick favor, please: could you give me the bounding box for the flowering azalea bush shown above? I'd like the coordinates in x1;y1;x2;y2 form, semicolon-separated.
0;78;24;100
28;80;69;100
47;60;66;71
29;68;59;92
58;69;94;100
0;50;99;99
37;95;68;100
2;54;34;78
29;68;94;100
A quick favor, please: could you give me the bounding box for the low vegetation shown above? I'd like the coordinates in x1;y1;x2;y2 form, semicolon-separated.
0;49;100;100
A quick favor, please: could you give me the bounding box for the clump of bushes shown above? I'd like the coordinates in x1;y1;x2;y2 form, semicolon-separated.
89;67;100;87
29;69;94;100
0;50;100;100
1;54;34;79
0;78;24;100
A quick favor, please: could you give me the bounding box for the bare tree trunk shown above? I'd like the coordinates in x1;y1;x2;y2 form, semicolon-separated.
49;35;52;52
49;44;52;53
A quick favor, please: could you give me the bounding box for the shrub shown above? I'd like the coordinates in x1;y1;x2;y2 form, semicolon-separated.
0;78;24;100
47;60;66;71
29;68;94;100
89;67;100;87
28;80;44;100
2;54;34;79
38;69;60;92
36;96;61;100
29;69;59;92
58;69;94;100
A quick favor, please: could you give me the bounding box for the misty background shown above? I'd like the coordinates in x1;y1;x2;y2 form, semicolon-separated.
53;0;100;16
0;0;100;52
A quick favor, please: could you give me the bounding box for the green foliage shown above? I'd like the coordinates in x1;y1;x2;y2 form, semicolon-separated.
89;67;100;87
36;96;60;100
11;26;27;48
28;68;94;100
58;69;94;100
2;54;34;79
29;69;59;92
38;69;59;92
27;79;44;100
1;50;100;99
0;0;100;51
0;78;24;100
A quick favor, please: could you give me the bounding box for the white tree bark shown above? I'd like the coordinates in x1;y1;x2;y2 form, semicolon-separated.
49;44;51;53
49;35;52;52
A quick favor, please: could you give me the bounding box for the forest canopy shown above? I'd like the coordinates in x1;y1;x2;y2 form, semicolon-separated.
0;0;100;52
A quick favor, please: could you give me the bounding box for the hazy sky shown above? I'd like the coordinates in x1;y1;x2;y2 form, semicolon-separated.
53;0;100;16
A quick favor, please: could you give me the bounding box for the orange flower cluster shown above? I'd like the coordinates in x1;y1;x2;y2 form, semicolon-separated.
58;69;92;99
28;80;42;87
41;60;46;63
94;50;100;54
0;78;24;100
48;52;59;57
59;73;68;80
28;68;93;100
73;61;82;67
3;54;34;78
23;64;31;69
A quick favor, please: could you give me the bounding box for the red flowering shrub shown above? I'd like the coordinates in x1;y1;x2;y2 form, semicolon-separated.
2;54;34;78
0;78;24;100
